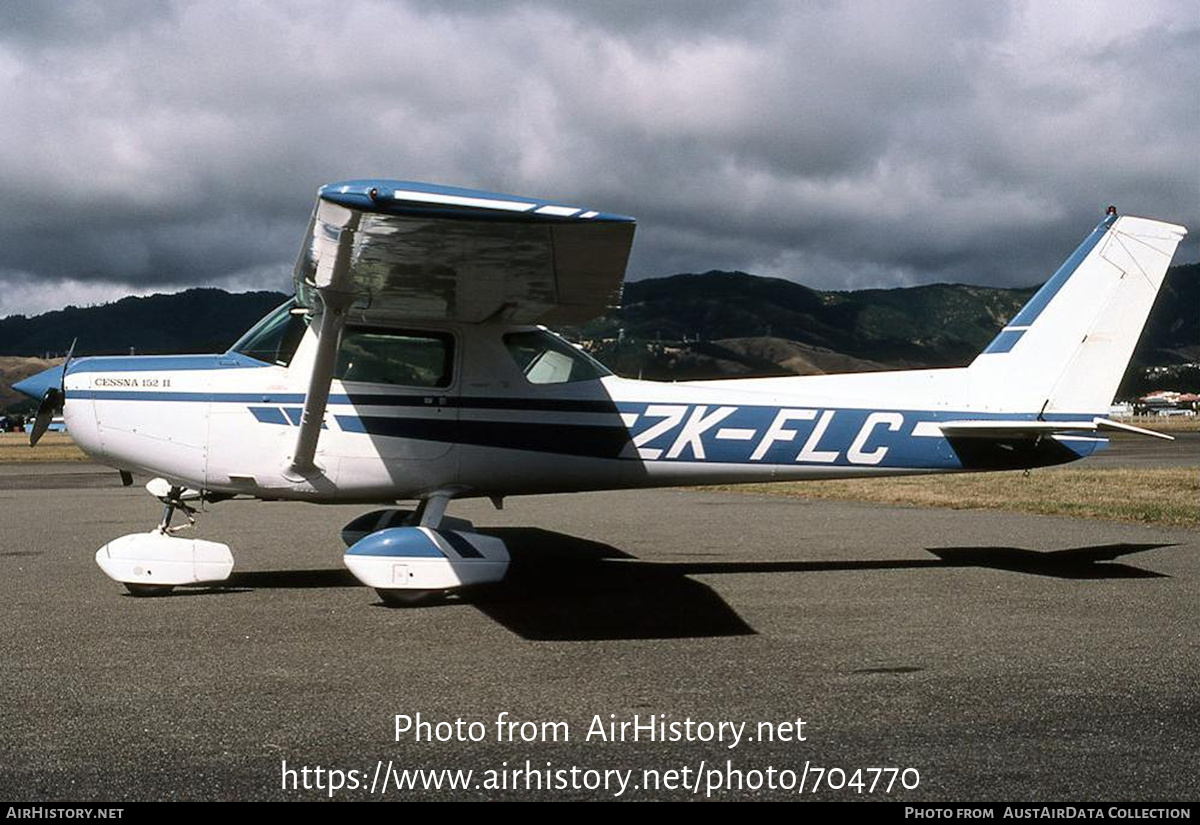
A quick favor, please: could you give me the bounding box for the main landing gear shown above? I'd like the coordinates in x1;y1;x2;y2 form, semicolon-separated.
341;491;510;607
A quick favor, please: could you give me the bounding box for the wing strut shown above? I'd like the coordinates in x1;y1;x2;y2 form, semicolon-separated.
286;203;361;477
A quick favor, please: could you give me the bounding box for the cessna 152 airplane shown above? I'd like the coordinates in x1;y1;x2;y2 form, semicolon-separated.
12;180;1187;603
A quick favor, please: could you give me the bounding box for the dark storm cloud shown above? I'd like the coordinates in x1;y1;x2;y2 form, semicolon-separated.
0;0;1195;316
1;1;175;45
411;0;788;38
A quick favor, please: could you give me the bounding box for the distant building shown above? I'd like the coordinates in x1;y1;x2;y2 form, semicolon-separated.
1136;390;1199;416
1108;402;1134;418
23;416;67;434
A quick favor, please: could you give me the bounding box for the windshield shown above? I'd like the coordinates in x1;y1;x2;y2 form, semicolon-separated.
229;299;309;366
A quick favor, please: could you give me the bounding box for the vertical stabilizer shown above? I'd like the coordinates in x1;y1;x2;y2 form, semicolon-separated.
967;213;1187;414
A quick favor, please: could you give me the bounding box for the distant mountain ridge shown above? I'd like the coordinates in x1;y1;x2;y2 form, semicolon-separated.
580;263;1196;380
596;273;1035;368
0;289;288;357
1;264;1195;403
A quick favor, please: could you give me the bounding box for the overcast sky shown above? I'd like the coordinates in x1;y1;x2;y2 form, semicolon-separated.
1;0;1196;317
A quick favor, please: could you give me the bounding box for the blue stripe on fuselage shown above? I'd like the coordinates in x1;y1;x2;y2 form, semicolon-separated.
77;387;1104;470
613;403;1101;468
249;406;288;425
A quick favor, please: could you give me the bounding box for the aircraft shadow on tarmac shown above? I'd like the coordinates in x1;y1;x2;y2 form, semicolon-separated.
468;528;756;641
470;533;1174;640
923;543;1173;580
172;533;1174;641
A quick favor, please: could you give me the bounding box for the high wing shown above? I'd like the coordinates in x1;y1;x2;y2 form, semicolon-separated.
285;179;637;475
294;179;637;325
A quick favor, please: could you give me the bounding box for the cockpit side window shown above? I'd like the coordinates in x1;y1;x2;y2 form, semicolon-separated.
335;329;454;388
503;329;610;385
229;300;308;367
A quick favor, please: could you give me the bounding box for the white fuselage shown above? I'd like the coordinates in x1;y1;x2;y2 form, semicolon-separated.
61;320;1101;504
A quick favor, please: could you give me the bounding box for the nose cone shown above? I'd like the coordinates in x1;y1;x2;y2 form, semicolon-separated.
12;365;64;401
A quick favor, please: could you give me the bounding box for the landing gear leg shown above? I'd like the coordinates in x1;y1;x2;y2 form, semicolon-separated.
412;492;452;528
157;486;198;534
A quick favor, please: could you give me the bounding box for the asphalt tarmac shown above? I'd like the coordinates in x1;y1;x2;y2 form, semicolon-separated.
0;436;1195;801
1085;430;1199;469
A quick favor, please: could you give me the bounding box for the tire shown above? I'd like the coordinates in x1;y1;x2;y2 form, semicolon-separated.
124;583;175;597
375;588;442;607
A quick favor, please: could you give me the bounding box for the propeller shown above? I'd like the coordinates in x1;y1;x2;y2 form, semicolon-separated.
30;338;75;447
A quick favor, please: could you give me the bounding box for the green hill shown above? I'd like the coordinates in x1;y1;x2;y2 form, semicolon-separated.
596;273;1035;367
0;289;287;357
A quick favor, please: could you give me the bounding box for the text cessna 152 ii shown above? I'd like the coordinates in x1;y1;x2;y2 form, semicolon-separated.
13;180;1187;603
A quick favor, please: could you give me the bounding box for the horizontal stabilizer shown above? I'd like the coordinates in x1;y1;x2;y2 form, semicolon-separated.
938;418;1173;441
1093;417;1175;441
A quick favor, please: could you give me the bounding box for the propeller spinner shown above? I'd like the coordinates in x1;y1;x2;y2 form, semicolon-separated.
30;339;75;447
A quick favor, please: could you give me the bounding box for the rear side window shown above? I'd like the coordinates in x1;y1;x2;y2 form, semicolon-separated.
504;329;610;385
335;329;454;388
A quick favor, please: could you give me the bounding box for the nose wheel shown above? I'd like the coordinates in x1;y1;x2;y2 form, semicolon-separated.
95;478;235;595
124;583;176;598
121;485;199;597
